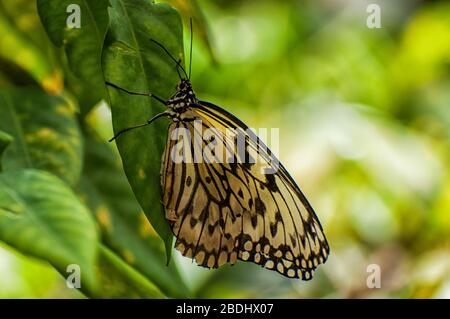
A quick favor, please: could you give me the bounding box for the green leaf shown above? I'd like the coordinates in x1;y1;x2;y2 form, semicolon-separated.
0;169;99;292
102;0;184;261
37;0;110;91
0;131;13;171
89;245;165;298
64;65;103;118
80;129;190;297
0;88;82;186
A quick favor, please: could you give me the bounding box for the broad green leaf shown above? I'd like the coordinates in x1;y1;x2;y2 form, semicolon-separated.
37;0;110;94
0;131;13;171
0;88;82;186
0;169;99;292
87;245;165;298
103;0;184;260
80;129;189;297
0;7;62;93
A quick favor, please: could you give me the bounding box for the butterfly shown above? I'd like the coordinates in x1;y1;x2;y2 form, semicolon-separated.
106;23;329;280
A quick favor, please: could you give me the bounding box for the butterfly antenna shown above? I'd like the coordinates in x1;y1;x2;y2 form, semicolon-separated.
175;59;184;79
151;39;188;79
189;18;193;79
109;111;169;142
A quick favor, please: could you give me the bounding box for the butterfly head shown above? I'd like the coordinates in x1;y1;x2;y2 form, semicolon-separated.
167;79;198;114
176;79;193;93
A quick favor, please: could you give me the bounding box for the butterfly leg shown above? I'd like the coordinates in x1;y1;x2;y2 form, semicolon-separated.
108;111;170;142
105;81;166;105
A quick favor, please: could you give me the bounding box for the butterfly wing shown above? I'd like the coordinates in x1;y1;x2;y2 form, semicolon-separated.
161;120;238;269
161;101;329;280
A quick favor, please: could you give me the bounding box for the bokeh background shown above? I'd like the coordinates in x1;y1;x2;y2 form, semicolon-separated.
1;0;450;298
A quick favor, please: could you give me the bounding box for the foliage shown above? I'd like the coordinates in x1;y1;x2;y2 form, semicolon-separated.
0;169;98;291
0;0;191;298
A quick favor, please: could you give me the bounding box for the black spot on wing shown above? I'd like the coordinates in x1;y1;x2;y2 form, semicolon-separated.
290;234;297;248
270;222;278;237
254;197;266;215
274;211;282;222
265;173;279;192
251;215;258;228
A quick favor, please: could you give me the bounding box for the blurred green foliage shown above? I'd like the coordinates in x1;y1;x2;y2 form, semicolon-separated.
0;0;189;298
0;0;449;298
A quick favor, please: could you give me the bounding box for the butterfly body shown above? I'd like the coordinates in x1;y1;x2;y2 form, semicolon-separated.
164;80;198;122
158;79;330;280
